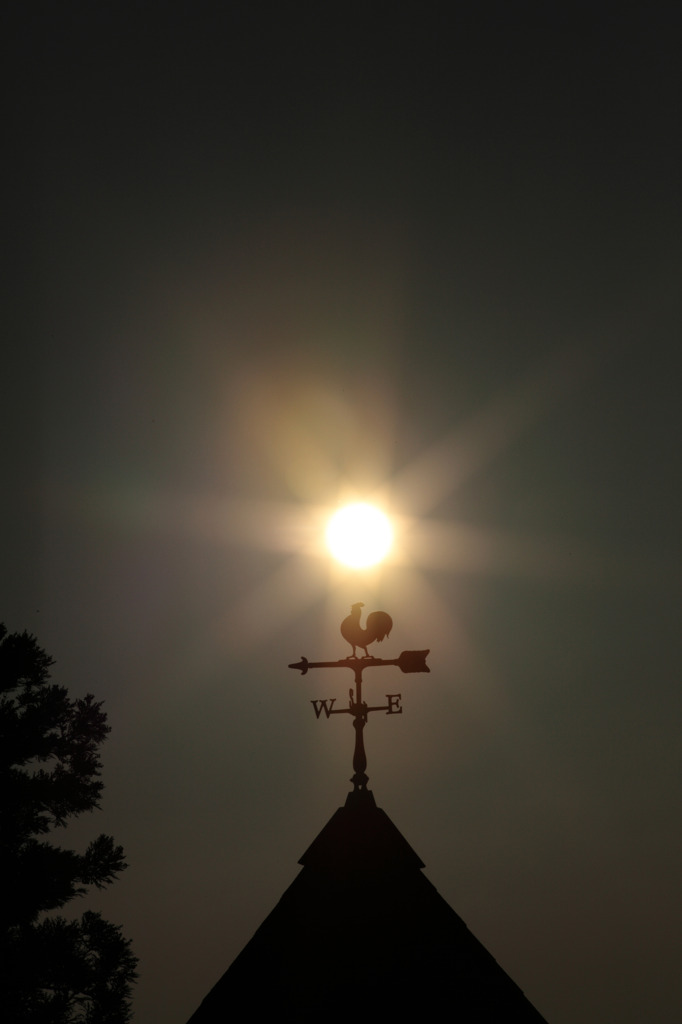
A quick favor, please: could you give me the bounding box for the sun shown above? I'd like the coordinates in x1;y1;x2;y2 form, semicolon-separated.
326;503;393;568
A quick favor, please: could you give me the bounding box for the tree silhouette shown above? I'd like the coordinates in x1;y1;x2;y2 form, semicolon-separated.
0;625;137;1023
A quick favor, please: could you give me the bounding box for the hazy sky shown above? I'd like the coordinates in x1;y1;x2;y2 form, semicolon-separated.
4;7;682;1023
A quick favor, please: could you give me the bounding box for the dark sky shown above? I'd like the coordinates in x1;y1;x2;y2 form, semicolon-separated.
4;7;682;1023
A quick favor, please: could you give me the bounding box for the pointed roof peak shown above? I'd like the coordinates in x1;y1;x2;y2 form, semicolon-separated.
187;791;549;1022
298;788;425;874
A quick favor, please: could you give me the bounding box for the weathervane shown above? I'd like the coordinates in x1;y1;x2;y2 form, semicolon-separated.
289;603;429;791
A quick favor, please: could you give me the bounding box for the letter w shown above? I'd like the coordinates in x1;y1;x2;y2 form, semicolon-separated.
311;699;336;719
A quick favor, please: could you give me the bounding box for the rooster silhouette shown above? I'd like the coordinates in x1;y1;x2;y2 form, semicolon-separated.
340;602;393;658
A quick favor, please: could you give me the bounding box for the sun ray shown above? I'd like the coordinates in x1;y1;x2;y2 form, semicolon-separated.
391;344;597;518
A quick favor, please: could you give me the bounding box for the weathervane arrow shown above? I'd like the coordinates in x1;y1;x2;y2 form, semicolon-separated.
288;650;430;676
288;605;429;791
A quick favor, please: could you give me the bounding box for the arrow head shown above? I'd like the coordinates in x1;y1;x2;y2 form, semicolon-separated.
397;650;430;673
288;657;309;675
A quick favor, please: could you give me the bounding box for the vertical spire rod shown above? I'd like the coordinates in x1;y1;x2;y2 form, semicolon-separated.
350;663;369;790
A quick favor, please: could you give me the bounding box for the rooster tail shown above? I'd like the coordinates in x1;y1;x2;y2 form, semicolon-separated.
366;610;393;643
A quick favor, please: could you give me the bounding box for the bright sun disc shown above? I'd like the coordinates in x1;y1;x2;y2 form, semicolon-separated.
326;503;393;568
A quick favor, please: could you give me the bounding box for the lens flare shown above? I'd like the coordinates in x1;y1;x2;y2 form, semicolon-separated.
326;503;393;568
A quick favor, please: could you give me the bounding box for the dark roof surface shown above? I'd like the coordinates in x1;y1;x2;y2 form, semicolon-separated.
186;789;549;1022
